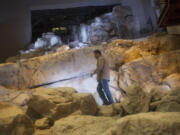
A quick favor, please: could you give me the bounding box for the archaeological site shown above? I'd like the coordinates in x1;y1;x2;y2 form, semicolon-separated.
0;0;180;135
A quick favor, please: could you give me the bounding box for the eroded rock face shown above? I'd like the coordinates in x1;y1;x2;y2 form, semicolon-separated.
0;33;180;108
0;102;34;135
125;33;180;63
163;73;180;89
50;115;116;135
0;86;32;109
98;103;124;117
154;87;180;112
35;117;53;130
103;112;180;135
119;50;180;92
26;87;98;120
0;44;127;105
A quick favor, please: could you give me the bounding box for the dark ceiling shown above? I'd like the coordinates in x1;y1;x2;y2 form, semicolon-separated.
158;0;180;27
31;5;118;42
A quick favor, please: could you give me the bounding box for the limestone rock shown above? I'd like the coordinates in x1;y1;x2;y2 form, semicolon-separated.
0;86;32;109
0;102;34;135
98;103;124;117
121;85;150;114
27;87;98;120
33;129;50;135
26;87;76;119
98;103;125;117
35;117;53;129
103;112;180;135
12;92;31;107
163;73;180;89
155;87;180;112
51;115;116;135
119;50;180;92
150;88;169;102
72;93;98;115
12;47;98;89
98;105;116;117
125;33;180;63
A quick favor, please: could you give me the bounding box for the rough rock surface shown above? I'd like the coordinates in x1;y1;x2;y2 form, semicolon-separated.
150;88;169;102
35;117;53;129
103;112;180;135
72;93;98;115
50;115;116;135
154;87;180;112
0;102;34;135
119;50;180;92
0;45;126;104
121;85;150;114
0;86;32;109
6;45;70;63
26;87;98;120
98;103;124;117
33;129;50;135
98;105;117;117
163;73;180;89
1;47;99;89
125;33;180;63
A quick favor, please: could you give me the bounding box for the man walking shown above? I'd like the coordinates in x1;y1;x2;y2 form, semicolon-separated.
91;50;114;105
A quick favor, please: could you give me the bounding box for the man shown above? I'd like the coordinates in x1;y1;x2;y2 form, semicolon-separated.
91;50;114;105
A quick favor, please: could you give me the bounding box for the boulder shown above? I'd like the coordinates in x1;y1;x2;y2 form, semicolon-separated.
98;105;116;117
0;102;34;135
3;47;99;89
0;86;32;109
51;115;116;135
125;33;180;63
26;87;98;120
103;112;180;135
150;88;169;102
121;85;150;114
35;117;53;129
163;73;180;89
155;87;180;112
26;87;76;119
119;50;180;92
98;103;124;117
72;93;98;115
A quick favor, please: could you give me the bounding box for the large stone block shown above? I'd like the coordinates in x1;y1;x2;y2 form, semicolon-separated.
26;87;98;120
0;102;34;135
121;85;150;114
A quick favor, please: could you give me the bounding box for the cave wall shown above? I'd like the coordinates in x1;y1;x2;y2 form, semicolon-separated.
0;0;157;62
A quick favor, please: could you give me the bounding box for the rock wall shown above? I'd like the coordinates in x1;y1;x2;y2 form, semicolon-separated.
0;33;180;103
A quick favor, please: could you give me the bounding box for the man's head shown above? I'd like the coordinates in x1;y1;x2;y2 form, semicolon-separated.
93;50;101;59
